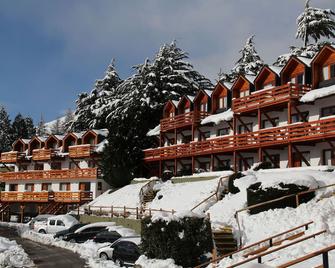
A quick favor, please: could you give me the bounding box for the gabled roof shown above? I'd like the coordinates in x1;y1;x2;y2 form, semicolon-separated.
29;136;46;144
194;89;212;104
177;95;194;109
296;56;312;67
231;74;255;91
254;65;281;84
90;129;109;137
12;138;29;148
311;44;335;65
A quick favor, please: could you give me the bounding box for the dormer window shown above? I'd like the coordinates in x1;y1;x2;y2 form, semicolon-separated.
290;73;304;85
218;96;227;109
322;64;335;81
184;107;190;113
200;103;208;112
240;90;249;98
169;111;175;118
262;83;274;90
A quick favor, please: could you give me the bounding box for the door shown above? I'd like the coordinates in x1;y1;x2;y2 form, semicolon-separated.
292;153;302;167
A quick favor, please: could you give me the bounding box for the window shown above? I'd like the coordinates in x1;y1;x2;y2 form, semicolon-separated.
25;184;34;192
263;154;280;168
322;65;329;81
238;123;253;134
98;182;102;191
34;163;43;170
56;220;65;226
51;162;61;170
240;90;249;97
9;184;18;191
199;131;210;141
291;112;309;123
218;96;227;109
49;220;56;226
41;183;51;191
331;64;335;78
79;182;90;191
239;157;254;171
181;135;192;144
88;160;96;168
262;118;279;129
290;73;304;85
184;107;190;113
59;183;70;191
321;106;335;117
217;159;231;170
323;149;335;166
217;128;230;136
169;111;175;118
262;82;274;89
200;102;208;112
69;161;80;169
19;165;27;171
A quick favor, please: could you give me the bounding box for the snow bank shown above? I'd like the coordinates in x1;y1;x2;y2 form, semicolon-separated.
300;84;335;102
86;183;145;209
151;210;204;223
0;236;34;267
149;178;223;213
106;225;137;236
135;255;182;268
201;109;233;125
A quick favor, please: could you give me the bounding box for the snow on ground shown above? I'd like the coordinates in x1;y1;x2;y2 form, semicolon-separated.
206;168;335;267
86;182;145;209
149;177;225;213
135;255;182;268
0;235;34;267
300;84;335;103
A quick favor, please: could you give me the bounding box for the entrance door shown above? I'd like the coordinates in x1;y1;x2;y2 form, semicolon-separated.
292;151;310;167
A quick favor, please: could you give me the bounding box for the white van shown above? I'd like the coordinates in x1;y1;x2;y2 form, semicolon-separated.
37;214;79;234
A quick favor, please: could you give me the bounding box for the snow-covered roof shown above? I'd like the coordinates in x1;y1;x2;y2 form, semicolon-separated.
222;81;233;90
201;109;234;125
186;95;195;102
204;89;213;96
91;129;109;137
300;84;335;103
21;139;30;144
268;65;283;76
172;100;179;107
297;56;312;67
147;124;160;136
72;132;85;139
244;74;257;84
54;135;65;140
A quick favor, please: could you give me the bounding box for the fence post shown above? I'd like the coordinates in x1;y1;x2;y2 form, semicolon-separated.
295;194;300;207
88;205;91;215
136;207;139;219
323;252;329;268
124;206;126;218
100;207;102;215
149;208;152;217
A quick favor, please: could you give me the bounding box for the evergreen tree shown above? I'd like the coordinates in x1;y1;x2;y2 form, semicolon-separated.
296;0;335;47
36;114;46;136
50;117;62;135
24;117;35;138
102;41;213;184
219;35;264;82
61;109;74;133
0;106;12;153
70;60;122;131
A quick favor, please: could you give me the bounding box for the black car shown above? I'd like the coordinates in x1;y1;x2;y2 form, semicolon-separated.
63;226;107;243
54;223;87;239
98;237;141;267
93;230;121;243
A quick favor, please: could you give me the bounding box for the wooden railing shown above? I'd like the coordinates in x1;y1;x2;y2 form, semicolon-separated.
160;111;209;132
144;116;335;161
195;221;314;268
84;205;176;219
32;149;59;161
0;191;93;203
226;230;326;267
69;144;96;158
0;168;98;181
277;243;335;267
0;151;26;163
233;84;311;113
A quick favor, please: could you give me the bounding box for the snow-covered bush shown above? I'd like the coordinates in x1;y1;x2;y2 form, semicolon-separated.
141;213;213;267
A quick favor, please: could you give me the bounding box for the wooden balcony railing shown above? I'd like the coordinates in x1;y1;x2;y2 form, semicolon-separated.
160;111;209;132
233;84;311;113
69;144;96;158
32;149;59;161
0;168;98;181
0;191;93;203
54;191;93;203
0;151;26;163
144;117;335;161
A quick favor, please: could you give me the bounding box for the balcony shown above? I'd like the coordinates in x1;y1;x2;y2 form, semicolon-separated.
0;191;93;203
0;168;98;181
0;151;26;163
32;149;59;161
160;111;210;132
233;84;311;113
144;117;335;161
69;144;96;158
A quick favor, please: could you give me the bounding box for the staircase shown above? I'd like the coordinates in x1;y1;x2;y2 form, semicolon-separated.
139;179;158;212
40;202;67;215
142;190;156;210
0;202;9;214
212;226;238;255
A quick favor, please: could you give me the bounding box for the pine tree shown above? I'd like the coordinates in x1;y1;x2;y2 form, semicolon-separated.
0;106;12;153
102;41;213;184
50;117;62;135
296;0;335;47
220;35;264;82
61;109;74;133
36;114;46;136
24;117;35;138
70;60;122;131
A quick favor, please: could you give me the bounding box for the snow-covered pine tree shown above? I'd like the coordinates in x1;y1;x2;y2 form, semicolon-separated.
11;113;31;141
36;114;46;137
0;106;12;153
24;117;35;138
61;109;74;133
296;0;335;47
70;60;122;131
102;41;213;184
50;117;62;135
219;35;264;82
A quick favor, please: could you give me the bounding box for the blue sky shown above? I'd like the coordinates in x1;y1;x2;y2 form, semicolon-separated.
0;0;334;123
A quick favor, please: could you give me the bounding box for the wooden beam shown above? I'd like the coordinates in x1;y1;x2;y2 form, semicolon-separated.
292;145;311;167
210;154;214;171
288;143;292;168
1;162;12;171
292;104;308;122
258;108;262;130
258;147;263;163
288;101;292;124
236;151;251;170
236;116;252;133
262;149;279;168
326;140;335;149
227;121;234;130
233;151;237;172
69;157;81;169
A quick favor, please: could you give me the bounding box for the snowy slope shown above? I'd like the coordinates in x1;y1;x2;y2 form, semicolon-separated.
44;116;67;134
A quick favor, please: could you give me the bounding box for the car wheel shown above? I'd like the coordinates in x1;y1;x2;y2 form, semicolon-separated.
38;229;46;234
114;258;124;267
99;252;109;261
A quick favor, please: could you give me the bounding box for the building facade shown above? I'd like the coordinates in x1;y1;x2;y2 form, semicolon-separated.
144;45;335;177
0;129;110;217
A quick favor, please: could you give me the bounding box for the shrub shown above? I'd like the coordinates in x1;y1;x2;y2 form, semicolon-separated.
247;182;315;214
141;214;213;267
228;172;244;194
